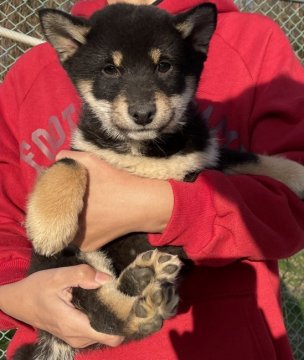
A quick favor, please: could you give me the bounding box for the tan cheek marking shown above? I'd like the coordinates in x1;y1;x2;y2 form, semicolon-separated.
154;91;171;118
149;48;161;64
112;50;123;67
112;93;129;123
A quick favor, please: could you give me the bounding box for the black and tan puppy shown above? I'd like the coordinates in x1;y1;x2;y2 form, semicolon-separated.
14;3;304;360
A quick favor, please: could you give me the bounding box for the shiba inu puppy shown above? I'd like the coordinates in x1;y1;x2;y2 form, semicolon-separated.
14;3;304;360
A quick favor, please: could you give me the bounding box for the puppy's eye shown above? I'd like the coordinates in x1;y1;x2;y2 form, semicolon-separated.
102;64;120;77
157;61;172;74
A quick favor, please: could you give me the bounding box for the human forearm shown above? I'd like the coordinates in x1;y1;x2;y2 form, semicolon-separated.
125;175;173;234
56;150;173;252
150;169;304;265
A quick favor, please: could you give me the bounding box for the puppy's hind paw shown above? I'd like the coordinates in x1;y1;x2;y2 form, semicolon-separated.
118;250;181;339
126;281;179;339
117;250;182;297
134;249;182;283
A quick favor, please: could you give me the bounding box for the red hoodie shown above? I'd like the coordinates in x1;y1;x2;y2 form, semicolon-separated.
1;1;304;359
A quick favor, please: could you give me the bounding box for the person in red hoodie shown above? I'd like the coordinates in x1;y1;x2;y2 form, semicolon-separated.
0;0;304;359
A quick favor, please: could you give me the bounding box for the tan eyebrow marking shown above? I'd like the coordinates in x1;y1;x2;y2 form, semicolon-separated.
149;48;161;64
112;51;123;67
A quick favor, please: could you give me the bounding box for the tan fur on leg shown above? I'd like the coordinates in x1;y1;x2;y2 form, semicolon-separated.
26;160;88;256
97;282;136;321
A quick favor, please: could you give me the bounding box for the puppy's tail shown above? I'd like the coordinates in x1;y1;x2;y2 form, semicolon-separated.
220;149;304;199
13;337;75;360
13;344;36;360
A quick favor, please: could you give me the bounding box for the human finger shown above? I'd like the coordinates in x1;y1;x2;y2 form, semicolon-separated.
52;264;113;290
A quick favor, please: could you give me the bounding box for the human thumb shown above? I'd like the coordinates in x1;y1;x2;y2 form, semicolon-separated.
59;264;113;290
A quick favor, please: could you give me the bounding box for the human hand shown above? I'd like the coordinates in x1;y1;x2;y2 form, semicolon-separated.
56;150;173;252
0;265;123;348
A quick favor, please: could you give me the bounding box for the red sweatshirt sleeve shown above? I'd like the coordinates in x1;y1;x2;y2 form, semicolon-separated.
149;16;304;265
0;66;32;329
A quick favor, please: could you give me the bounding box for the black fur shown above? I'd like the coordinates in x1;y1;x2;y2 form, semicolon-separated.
54;157;78;166
215;148;259;171
13;344;36;360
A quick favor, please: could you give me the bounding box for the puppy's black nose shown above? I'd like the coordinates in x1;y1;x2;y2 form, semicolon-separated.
129;104;156;126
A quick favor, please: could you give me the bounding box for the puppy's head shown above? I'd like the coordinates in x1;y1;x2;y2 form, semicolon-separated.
40;4;216;142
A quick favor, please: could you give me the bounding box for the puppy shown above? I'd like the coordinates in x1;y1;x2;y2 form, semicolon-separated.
14;3;304;360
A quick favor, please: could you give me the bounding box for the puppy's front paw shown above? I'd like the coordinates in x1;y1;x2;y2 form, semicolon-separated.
26;159;87;256
126;280;179;338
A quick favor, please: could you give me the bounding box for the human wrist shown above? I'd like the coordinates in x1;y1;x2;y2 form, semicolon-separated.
0;279;35;327
132;177;174;234
0;284;11;313
0;282;19;316
0;285;5;312
150;175;215;254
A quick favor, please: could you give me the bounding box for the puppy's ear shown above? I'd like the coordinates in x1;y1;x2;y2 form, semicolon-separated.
39;9;91;61
173;3;217;54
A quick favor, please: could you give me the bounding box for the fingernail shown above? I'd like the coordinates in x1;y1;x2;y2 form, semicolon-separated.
109;336;124;347
95;272;113;285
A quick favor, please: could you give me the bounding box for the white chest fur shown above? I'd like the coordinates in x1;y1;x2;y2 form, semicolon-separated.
72;129;218;180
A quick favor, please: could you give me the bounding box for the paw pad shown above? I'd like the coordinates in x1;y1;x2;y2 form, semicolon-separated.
121;249;182;339
163;264;179;274
158;255;171;263
135;249;182;284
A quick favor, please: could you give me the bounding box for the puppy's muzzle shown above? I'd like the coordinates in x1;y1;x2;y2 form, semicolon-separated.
128;102;156;126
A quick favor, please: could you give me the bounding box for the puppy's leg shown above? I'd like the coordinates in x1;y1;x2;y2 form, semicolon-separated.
26;158;87;256
219;149;304;199
118;250;181;339
117;249;182;295
74;250;181;339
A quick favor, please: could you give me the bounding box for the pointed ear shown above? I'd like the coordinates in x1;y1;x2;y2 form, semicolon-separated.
39;9;91;62
173;3;217;54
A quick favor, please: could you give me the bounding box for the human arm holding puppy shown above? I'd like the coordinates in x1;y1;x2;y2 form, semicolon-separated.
56;146;304;264
55;150;173;252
